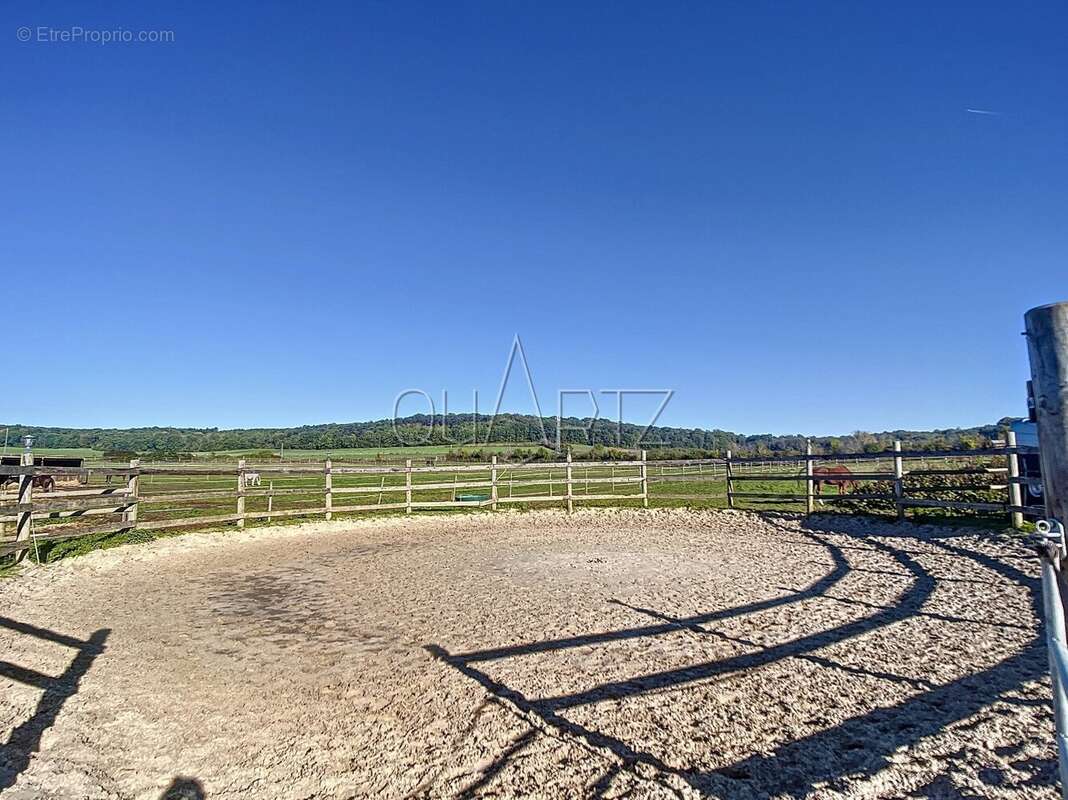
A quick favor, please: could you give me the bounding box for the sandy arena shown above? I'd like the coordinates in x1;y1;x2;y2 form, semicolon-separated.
0;509;1057;799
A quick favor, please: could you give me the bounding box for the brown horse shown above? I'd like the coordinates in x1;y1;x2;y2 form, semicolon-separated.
812;465;858;496
0;475;55;493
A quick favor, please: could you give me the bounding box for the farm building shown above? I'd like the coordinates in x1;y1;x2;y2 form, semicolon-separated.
0;455;86;486
0;455;84;469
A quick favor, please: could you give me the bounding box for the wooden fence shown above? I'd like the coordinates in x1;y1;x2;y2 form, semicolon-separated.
0;439;1044;561
0;450;650;560
716;437;1043;524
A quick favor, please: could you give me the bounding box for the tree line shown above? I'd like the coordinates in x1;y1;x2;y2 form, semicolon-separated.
0;413;1012;458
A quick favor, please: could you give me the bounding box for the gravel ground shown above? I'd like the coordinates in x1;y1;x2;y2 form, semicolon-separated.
0;509;1057;799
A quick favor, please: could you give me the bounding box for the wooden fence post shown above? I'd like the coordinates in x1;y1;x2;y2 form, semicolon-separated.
805;441;814;514
491;455;499;511
725;450;735;508
1025;302;1068;527
325;458;333;521
893;441;905;521
267;480;274;523
1006;429;1024;530
237;459;246;528
565;450;574;513
640;449;649;508
405;459;413;514
13;450;34;564
1024;301;1068;778
123;459;140;528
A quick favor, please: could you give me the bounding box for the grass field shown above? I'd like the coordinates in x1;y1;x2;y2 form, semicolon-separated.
7;460;648;562
196;443;597;461
2;451;1015;566
2;447;104;460
15;443;598;464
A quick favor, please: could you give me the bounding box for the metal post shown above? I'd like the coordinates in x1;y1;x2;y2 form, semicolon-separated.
1041;554;1068;799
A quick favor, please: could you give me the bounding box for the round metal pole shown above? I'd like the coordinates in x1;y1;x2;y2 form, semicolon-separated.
1042;557;1068;799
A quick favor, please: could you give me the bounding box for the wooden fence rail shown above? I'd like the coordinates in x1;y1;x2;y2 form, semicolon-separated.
0;450;651;560
0;441;1044;561
720;439;1042;522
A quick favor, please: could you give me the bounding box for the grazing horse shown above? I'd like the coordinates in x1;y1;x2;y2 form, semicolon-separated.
244;472;262;487
1;475;56;493
812;465;858;496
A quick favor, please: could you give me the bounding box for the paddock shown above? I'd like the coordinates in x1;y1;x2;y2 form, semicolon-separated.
0;509;1056;798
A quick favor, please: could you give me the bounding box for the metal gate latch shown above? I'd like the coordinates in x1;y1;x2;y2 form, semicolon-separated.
1038;519;1067;565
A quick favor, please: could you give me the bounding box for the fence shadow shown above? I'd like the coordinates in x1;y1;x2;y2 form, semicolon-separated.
0;616;109;791
426;518;1050;797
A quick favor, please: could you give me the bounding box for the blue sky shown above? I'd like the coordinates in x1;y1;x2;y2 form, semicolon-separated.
2;1;1065;435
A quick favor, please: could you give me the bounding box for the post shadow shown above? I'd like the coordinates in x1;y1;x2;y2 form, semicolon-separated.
685;520;1049;796
452;529;851;665
426;518;1050;797
160;776;206;799
0;617;110;791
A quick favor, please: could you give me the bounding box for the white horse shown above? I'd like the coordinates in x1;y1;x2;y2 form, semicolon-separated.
244;472;262;487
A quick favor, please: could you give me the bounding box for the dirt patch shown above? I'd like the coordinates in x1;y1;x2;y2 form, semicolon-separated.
0;509;1057;799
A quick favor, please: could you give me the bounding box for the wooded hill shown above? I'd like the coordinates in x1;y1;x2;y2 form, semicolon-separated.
0;414;1012;457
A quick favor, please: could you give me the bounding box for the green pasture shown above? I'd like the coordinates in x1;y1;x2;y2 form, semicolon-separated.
17;443;599;465
8;454;1016;564
3;447;105;460
197;443;595;461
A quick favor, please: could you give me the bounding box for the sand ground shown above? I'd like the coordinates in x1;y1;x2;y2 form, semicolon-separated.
0;509;1057;799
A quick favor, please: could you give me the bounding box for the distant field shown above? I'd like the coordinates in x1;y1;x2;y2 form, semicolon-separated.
3;447;105;460
14;443;597;464
196;443;596;462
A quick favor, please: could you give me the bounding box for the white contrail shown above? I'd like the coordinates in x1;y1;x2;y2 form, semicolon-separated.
966;108;1001;115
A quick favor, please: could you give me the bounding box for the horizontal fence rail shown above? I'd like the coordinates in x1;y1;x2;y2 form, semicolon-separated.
0;451;652;559
0;440;1045;561
721;438;1043;521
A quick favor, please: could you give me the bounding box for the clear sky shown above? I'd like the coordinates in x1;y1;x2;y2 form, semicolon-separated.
3;2;1065;435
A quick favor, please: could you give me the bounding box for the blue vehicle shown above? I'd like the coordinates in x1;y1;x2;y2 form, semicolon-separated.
1011;417;1044;512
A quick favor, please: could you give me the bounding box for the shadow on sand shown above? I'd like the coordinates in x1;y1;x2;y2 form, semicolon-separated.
427;517;1055;797
0;616;109;791
160;775;206;799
